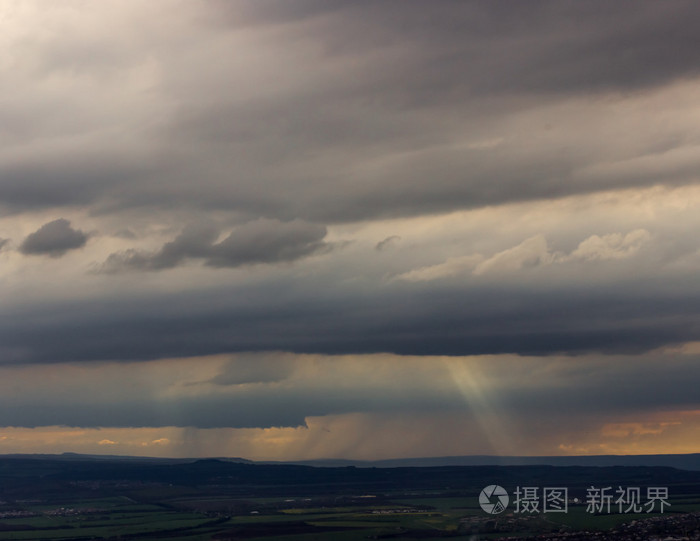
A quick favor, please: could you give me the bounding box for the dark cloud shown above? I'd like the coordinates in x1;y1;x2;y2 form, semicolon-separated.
1;0;700;450
1;269;698;365
100;219;329;272
113;229;137;239
375;236;400;251
0;392;309;429
0;238;9;251
0;385;450;430
213;0;351;28
102;221;220;271
220;0;700;96
206;219;329;268
2;2;700;223
19;219;88;258
208;354;296;386
1;350;699;429
0;155;154;214
154;1;700;222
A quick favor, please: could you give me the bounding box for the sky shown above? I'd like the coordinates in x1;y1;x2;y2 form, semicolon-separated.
1;0;700;460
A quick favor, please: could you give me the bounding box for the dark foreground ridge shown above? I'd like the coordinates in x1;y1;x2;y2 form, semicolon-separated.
0;455;699;540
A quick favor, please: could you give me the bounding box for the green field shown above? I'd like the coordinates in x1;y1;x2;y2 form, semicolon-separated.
1;458;699;540
1;493;696;540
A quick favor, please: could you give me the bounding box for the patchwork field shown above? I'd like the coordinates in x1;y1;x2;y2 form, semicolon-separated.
1;457;699;540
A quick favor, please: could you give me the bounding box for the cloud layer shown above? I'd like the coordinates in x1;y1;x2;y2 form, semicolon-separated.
1;350;699;458
3;2;700;221
0;1;699;458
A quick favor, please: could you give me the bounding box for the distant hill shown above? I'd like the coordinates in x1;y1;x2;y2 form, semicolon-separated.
1;455;698;496
275;454;700;470
1;452;698;470
0;452;253;465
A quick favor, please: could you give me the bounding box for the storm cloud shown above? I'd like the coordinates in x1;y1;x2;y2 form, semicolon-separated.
19;218;88;257
100;219;329;271
1;351;699;434
0;1;699;458
2;2;700;221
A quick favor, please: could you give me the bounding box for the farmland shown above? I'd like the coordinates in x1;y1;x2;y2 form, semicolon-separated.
1;456;699;540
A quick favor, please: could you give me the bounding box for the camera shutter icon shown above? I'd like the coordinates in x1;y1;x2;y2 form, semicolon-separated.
479;485;509;514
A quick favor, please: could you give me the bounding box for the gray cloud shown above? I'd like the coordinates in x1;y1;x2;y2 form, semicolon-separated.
206;219;329;268
1;266;698;365
113;229;137;239
100;219;329;271
208;354;297;386
1;1;700;453
152;1;700;222
0;146;156;214
19;219;88;257
1;2;700;223
237;1;700;95
0;238;9;251
375;235;400;251
1;351;699;429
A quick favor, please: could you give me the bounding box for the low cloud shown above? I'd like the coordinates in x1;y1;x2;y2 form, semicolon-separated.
567;230;652;262
147;438;170;446
100;218;330;272
398;254;484;282
113;229;137;240
399;229;652;280
474;235;554;276
19;219;88;258
209;354;297;386
98;439;117;445
375;235;401;251
0;351;699;432
206;219;329;268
